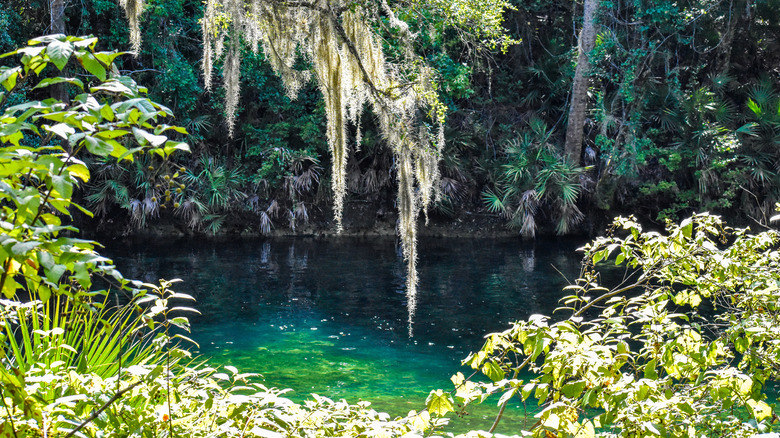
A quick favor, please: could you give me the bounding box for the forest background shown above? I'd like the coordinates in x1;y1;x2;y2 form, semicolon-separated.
4;0;780;238
4;2;780;436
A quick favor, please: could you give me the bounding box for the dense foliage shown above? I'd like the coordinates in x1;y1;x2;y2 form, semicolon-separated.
3;42;779;434
433;212;780;437
4;1;780;236
0;35;444;438
5;0;780;436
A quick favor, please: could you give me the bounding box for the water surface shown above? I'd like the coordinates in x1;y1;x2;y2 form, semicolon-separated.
104;236;584;433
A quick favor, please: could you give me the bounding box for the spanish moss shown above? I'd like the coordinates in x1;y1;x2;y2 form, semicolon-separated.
200;0;447;300
118;0;145;54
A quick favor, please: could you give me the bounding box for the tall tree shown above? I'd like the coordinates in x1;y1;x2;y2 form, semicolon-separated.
564;0;597;163
49;0;69;106
49;0;65;33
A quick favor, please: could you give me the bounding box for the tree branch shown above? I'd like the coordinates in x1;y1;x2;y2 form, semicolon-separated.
64;381;142;438
326;4;391;100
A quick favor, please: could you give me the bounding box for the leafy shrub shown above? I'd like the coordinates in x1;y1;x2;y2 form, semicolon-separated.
437;213;780;437
483;119;586;237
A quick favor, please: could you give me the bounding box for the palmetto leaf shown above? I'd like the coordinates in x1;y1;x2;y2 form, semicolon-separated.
482;189;506;213
560;182;581;205
709;72;734;93
713;100;738;125
185;114;213;134
204;214;224;234
1;293;167;383
748;80;777;110
259;211;273;234
736;122;758;136
747;98;763;117
749;166;776;185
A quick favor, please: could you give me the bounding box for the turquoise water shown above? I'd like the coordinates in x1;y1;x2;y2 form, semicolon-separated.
105;236;583;433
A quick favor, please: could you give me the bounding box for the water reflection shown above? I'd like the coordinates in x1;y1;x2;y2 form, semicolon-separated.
102;236;584;431
104;236;583;348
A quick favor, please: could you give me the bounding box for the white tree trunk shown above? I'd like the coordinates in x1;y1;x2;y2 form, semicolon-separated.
50;0;65;34
564;0;598;163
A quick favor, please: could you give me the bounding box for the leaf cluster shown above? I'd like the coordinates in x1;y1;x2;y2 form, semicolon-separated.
433;213;780;437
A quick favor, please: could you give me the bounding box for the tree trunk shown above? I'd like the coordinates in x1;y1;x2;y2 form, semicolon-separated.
50;0;65;34
50;0;70;128
564;0;597;164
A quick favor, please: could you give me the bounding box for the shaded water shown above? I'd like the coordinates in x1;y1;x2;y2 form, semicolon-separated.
104;236;584;433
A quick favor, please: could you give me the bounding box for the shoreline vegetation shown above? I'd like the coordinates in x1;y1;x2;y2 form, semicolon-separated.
4;0;779;245
4;0;780;432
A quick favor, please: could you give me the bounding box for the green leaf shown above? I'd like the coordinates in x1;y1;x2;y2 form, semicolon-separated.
736;122;757;136
93;51;122;67
644;359;658;379
425;389;454;416
94;129;129;140
521;383;535;401
33;77;84;91
643;422;661;435
83;135;113;156
575;420;596;438
1;130;24;146
747;99;761;117
45;123;76;140
0;66;21;91
2;277;20;298
37;285;51;302
99;104;115;121
132;127;167;147
67;163;90;182
542;413;560;429
154;124;188;135
47;40;74;70
734;336;748;354
169;317;190;329
535;383;550;402
162;141;190;156
497;387;517;406
108;142;131;162
91;80;133;96
18;46;45;57
11;240;40;256
45;264;67;284
680;217;693;238
51;175;73;199
747;399;773;421
71;36;98;49
172;333;199;347
562;380;585;399
76;52;107;81
482;360;505;381
592;248;607;264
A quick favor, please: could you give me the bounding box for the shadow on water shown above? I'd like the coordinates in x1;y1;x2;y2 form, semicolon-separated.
103;235;585;434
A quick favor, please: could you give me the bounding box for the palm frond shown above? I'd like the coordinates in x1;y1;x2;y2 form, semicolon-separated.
482;189;506;214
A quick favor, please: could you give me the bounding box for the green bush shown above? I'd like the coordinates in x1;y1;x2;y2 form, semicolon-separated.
438;213;780;437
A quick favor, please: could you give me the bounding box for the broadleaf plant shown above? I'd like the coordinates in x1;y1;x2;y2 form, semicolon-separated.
440;213;780;437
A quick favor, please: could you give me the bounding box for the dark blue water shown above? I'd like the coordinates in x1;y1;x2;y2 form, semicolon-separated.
103;236;584;433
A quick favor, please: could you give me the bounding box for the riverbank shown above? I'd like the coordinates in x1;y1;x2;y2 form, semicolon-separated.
79;200;622;241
